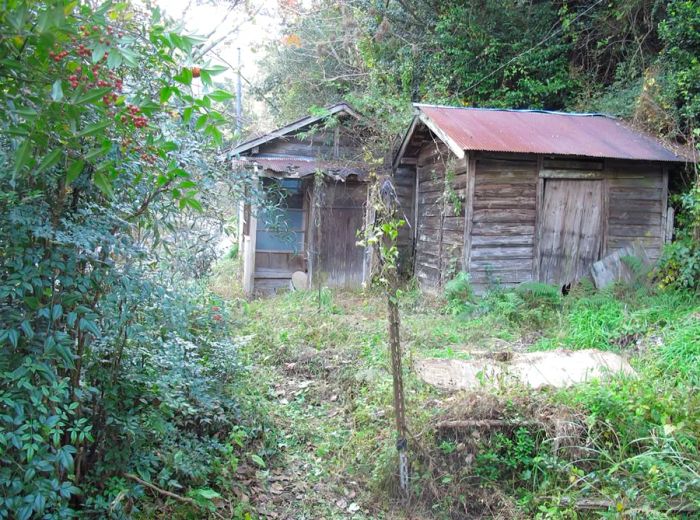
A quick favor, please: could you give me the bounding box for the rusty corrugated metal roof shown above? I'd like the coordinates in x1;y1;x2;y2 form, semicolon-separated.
232;157;368;181
409;104;693;163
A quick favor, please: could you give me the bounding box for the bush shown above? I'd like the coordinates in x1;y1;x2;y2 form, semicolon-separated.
443;272;474;314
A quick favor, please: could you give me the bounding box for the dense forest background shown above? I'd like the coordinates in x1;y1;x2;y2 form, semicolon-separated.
259;0;699;145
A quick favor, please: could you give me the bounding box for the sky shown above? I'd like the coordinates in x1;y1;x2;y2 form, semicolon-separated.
157;0;283;128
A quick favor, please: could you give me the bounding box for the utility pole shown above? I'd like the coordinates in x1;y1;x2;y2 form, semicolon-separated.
235;47;242;133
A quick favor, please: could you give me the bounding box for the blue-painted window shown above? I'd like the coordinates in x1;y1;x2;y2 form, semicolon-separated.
256;178;305;252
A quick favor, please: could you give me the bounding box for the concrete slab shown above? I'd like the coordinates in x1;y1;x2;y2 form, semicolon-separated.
415;349;635;390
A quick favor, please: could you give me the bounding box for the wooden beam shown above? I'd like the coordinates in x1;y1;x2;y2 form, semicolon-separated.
661;166;670;242
463;153;476;273
540;169;603;179
418;113;465;160
242;170;259;296
392;115;419;170
532;156;545;281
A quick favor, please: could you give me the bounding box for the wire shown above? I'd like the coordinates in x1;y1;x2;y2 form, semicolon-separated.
462;0;606;95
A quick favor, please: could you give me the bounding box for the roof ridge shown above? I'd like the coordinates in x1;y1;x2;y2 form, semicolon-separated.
413;103;614;119
226;101;361;158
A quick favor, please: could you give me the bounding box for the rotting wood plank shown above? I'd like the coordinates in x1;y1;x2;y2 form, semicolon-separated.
609;187;663;200
608;224;663;238
472;209;536;223
542;158;603;170
471;223;535;236
473;198;536;210
471;247;534;259
472;234;534;247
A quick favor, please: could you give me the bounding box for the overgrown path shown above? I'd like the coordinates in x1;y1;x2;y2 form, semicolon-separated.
235;292;397;519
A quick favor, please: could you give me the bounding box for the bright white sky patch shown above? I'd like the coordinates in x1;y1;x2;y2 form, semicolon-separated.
157;0;281;82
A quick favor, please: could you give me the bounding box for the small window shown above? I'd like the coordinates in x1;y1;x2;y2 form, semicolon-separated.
256;178;305;253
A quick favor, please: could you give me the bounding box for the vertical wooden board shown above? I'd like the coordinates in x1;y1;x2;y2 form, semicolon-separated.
463;154;476;273
538;179;603;287
316;182;366;288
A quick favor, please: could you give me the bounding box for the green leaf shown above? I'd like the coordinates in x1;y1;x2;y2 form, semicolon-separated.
250;454;266;468
161;141;178;152
106;49;123;69
174;67;193;86
207;90;234;102
73;87;112;105
182;106;193;123
159;87;173;104
13;139;31;174
7;329;19;348
92;171;113;197
205;124;223;145
92;44;108;64
184;198;202;211
35;149;62;174
195;114;208;130
76;120;111;138
66;160;85;184
199;69;212;86
192;488;220;500
51;80;64;102
20;320;34;339
51;304;63;321
204;65;227;76
120;47;138;67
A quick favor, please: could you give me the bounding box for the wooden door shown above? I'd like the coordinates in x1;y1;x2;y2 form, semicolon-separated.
316;182;366;288
538;179;603;287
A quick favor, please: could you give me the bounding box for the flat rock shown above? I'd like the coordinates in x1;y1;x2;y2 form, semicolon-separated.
415;349;635;390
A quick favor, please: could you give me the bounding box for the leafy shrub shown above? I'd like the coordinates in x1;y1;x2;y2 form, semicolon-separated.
0;2;250;518
657;239;700;292
443;272;474;314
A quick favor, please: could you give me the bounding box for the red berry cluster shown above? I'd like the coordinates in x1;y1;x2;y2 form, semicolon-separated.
48;50;69;62
76;43;91;57
124;105;148;128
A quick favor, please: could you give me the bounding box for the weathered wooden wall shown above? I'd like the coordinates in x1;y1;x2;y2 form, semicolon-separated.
604;160;666;261
414;142;467;290
393;164;416;274
314;181;367;288
408;146;669;293
468;153;539;289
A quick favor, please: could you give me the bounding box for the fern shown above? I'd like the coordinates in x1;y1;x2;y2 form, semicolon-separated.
515;281;562;308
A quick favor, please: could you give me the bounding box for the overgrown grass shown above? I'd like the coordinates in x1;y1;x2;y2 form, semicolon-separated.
232;279;700;518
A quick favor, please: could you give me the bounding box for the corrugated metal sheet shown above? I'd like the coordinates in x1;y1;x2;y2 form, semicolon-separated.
416;105;693;162
232;157;368;180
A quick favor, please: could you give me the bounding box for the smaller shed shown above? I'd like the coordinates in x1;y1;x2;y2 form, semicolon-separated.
393;104;694;293
229;103;371;297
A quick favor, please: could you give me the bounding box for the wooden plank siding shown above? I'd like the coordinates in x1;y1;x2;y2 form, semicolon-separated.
414;142;467;290
604;160;665;261
406;146;669;293
468;154;538;289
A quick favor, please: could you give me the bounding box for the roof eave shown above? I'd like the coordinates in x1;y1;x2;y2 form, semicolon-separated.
227;102;361;158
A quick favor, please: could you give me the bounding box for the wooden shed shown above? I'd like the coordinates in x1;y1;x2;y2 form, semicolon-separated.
393;104;693;292
229;103;371;297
